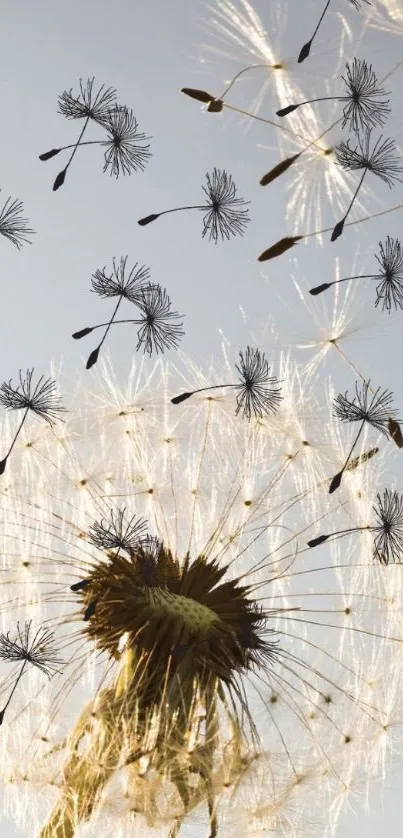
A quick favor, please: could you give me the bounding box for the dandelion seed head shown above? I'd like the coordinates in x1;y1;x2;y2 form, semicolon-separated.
0;357;400;836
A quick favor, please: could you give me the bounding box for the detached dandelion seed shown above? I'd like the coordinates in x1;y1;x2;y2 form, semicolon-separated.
331;130;403;241
298;0;371;63
138;167;250;243
0;621;63;724
0;193;34;249
277;59;390;134
0;369;66;475
310;236;403;313
72;257;152;369
172;347;282;420
329;380;398;493
308;488;403;567
372;489;403;565
39;77;117;190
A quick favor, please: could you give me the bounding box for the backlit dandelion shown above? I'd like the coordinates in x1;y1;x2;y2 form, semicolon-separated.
138;168;250;243
0;358;401;838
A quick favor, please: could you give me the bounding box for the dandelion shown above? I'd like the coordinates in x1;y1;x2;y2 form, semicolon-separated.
308;488;403;566
138;168;250;243
310;236;403;312
298;0;371;64
331;130;403;241
0;622;63;724
329;380;398;493
171;347;282;419
277;59;390;135
0;369;66;475
0;193;34;249
0;358;401;838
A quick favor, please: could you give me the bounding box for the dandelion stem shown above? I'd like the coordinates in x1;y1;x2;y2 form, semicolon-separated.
65;116;91;170
86;297;122;369
277;95;343;117
310;274;376;295
171;383;236;405
138;204;206;226
331;169;367;241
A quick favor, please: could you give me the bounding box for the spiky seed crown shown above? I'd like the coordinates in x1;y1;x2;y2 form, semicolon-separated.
78;538;277;689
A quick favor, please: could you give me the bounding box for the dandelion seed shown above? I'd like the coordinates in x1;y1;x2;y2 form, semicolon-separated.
138;167;250;243
39;77;117;190
0;193;34;249
308;488;403;567
310;236;403;312
0;621;63;724
74;283;185;363
0;369;66;475
372;489;403;565
331;130;403;241
329;380;398;493
72;257;152;368
172;347;282;420
298;0;371;64
101;105;152;177
277;59;389;136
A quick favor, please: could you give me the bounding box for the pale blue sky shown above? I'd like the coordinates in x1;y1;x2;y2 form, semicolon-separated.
1;0;403;835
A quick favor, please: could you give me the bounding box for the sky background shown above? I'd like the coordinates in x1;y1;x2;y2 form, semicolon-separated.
1;0;403;835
